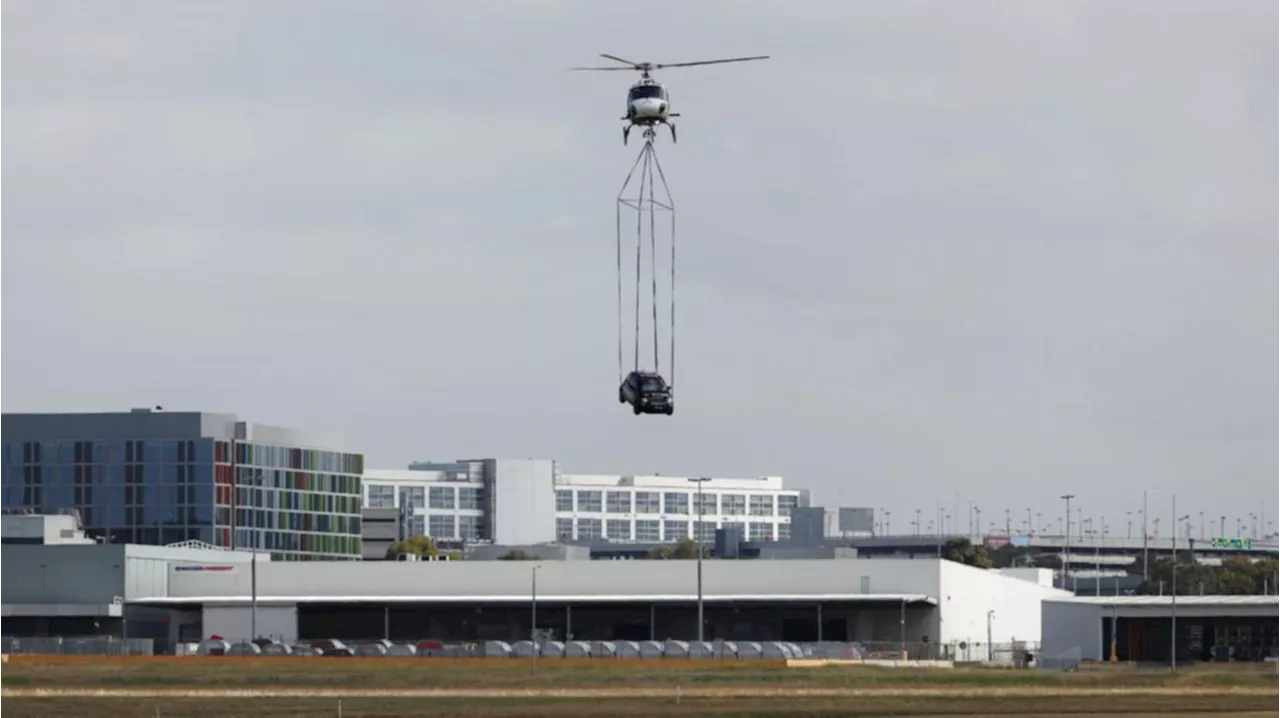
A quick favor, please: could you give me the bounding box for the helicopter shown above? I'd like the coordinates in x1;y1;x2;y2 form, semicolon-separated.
570;54;770;145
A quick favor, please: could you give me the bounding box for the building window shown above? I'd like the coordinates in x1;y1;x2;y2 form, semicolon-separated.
634;491;660;514
694;520;716;542
694;492;717;516
777;521;791;540
722;494;746;516
367;485;395;509
428;486;456;510
662;492;689;515
556;518;574;539
663;519;688;541
749;495;774;516
778;495;798;516
576;518;602;540
555;490;574;512
458;515;484;540
399;486;425;511
458;488;483;510
606;519;631;541
635;519;660;542
576;490;603;513
750;522;775;541
427;514;456;539
606;490;632;514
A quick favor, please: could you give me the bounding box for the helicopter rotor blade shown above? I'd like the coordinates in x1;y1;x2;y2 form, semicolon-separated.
568;66;640;71
599;53;642;67
653;55;771;69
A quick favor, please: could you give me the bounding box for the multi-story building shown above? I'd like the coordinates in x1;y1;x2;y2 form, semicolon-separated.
360;459;807;546
0;409;364;560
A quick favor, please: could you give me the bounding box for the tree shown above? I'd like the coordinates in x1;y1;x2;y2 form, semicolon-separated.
942;538;993;569
1136;555;1278;596
498;549;536;561
644;537;708;560
386;535;438;560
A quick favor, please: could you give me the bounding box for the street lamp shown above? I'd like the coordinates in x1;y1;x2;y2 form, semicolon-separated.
986;609;995;661
1060;495;1075;591
688;477;712;643
531;564;541;648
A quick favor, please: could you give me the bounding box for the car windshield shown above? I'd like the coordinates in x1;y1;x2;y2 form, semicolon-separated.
640;376;667;392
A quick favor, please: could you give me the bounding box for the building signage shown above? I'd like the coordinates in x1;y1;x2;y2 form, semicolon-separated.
173;564;236;572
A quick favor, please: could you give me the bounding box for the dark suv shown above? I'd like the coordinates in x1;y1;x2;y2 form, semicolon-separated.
619;371;673;416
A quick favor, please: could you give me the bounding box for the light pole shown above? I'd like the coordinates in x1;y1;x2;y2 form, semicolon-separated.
986;609;995;661
1198;511;1204;541
688;477;711;643
531;564;541;650
1172;499;1188;672
1060;495;1075;591
1126;511;1132;541
885;510;891;536
915;509;922;537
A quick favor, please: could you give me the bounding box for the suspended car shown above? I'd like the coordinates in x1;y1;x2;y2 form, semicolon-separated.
619;371;673;416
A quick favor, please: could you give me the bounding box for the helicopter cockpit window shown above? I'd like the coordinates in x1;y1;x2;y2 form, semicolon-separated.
629;85;667;100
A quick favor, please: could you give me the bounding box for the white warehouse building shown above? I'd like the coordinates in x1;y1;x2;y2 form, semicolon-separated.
361;459;808;547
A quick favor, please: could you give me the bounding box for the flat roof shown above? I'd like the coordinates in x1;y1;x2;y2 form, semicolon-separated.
1048;595;1279;607
131;593;938;606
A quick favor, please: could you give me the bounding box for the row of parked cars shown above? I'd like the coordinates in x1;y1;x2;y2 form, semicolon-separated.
194;638;868;660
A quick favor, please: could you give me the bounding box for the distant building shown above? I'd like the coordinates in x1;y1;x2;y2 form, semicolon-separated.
360;461;808;547
1;409;364;560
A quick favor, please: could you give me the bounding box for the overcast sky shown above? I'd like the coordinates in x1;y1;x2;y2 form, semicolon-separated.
3;1;1276;536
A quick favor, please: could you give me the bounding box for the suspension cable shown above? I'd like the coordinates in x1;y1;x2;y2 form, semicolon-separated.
647;148;660;373
649;147;675;392
616;144;648;384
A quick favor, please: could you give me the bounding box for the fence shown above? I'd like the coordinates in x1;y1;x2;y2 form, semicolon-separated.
2;636;155;656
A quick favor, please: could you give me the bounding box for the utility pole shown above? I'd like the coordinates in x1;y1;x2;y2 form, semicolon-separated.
1061;494;1075;591
688;477;711;643
1142;491;1149;581
1005;508;1011;537
1171;496;1185;672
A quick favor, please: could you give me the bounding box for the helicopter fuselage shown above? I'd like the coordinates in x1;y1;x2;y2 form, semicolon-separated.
623;80;679;143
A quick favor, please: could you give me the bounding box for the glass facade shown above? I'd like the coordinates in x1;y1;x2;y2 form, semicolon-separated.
1;436;364;561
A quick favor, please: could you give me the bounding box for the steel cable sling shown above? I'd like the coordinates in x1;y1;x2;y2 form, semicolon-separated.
616;133;676;389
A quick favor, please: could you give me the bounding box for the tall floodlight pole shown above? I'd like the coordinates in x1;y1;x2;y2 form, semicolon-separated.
1060;495;1075;591
689;477;711;642
1142;492;1149;581
1171;495;1183;672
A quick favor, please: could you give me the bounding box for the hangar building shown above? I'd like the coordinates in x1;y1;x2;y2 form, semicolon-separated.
4;542;1068;657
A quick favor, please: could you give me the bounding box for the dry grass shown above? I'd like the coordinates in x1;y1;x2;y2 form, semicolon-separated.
1;694;1277;718
3;658;1277;691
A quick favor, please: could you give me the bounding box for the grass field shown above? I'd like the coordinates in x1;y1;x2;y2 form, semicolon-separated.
3;658;1275;717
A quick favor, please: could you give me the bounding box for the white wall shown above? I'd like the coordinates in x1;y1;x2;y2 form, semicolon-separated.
203;604;299;643
937;562;1073;657
165;557;942;602
1040;600;1104;662
490;459;556;545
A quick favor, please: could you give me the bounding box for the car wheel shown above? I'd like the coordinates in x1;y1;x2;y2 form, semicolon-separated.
618;390;626;404
665;407;674;416
632;403;642;415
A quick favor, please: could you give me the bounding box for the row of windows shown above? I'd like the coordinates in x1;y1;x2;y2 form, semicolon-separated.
2;464;360;496
6;440;363;475
228;507;360;535
230;527;361;557
555;489;798;516
410;514;487;541
365;484;484;511
554;517;792;543
226;487;361;516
